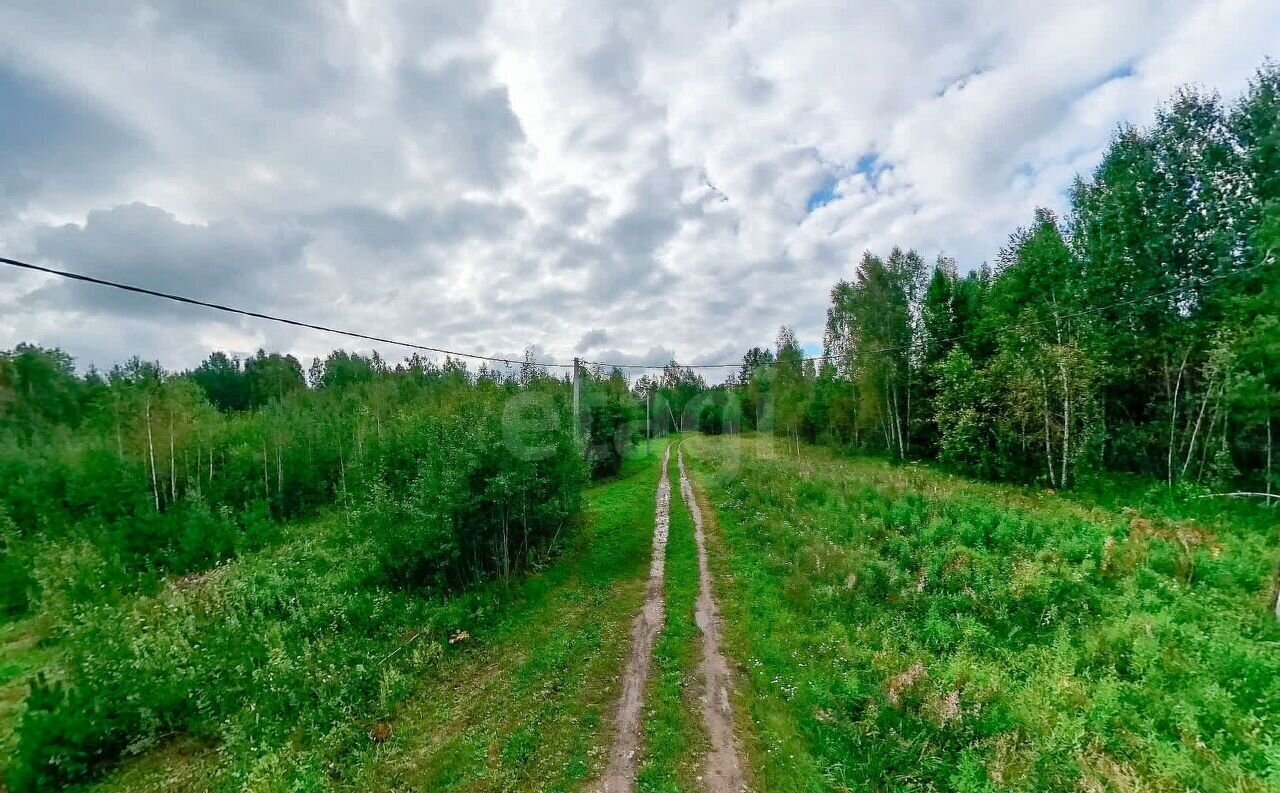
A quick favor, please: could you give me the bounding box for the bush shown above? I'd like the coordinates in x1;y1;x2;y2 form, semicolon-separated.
7;673;144;793
0;508;34;617
698;403;725;435
363;476;459;589
174;498;238;572
0;554;33;617
585;387;640;479
5;385;588;790
234;499;279;555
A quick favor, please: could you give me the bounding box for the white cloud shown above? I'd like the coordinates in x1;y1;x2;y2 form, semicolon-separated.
0;0;1276;379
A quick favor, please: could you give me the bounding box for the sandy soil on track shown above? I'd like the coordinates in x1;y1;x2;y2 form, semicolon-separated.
598;444;672;793
679;448;745;792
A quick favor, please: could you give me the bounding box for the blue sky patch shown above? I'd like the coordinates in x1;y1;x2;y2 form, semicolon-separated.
806;153;888;214
855;153;879;175
1106;61;1135;81
805;175;841;212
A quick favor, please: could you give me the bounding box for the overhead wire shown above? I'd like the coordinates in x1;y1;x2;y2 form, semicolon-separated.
3;252;1271;374
0;256;574;369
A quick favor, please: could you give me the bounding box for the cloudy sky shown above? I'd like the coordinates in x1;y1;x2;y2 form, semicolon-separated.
1;0;1277;376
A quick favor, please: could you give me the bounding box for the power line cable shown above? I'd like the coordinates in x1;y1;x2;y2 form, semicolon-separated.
0;256;574;369
3;252;1270;374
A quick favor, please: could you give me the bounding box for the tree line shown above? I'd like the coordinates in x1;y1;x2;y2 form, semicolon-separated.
723;62;1278;497
0;343;649;619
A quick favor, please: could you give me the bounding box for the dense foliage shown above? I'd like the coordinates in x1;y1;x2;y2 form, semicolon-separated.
0;342;662;789
582;365;645;477
727;64;1279;495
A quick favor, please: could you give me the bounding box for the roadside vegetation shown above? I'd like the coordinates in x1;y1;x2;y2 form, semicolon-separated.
85;440;675;793
686;434;1280;792
337;439;672;793
0;346;643;790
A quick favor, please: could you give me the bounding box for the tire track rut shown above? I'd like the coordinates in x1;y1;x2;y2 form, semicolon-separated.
679;447;745;792
599;444;672;793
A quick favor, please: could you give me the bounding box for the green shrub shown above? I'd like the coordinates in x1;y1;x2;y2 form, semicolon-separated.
0;508;34;617
6;671;158;793
4;386;587;790
584;387;640;479
234;499;278;554
698;402;725;435
0;555;33;618
363;476;459;589
174;498;238;572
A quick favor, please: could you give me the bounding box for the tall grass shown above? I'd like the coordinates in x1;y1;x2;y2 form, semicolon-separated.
339;440;674;792
687;434;1280;792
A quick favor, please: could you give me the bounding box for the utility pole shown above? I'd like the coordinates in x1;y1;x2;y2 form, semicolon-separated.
572;357;581;443
646;386;651;457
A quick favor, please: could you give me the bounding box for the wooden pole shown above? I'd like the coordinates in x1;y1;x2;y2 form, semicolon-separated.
572;357;581;443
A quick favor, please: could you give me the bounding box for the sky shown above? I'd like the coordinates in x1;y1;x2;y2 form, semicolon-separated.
0;0;1277;378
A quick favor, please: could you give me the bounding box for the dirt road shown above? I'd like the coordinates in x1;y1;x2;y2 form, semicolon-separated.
599;444;672;793
679;448;745;792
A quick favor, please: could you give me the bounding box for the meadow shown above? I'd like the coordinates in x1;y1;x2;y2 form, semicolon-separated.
2;392;1278;792
683;434;1280;792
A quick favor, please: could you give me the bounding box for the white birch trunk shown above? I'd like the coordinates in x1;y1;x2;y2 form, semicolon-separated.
1059;358;1071;489
1042;374;1056;488
1266;417;1273;501
169;414;176;502
892;382;906;459
1181;376;1216;481
146;400;160;511
1168;351;1189;487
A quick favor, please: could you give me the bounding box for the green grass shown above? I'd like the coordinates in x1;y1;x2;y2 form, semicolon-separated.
17;428;1272;791
331;437;677;792
0;618;55;763
1;439;671;793
683;434;1280;793
637;442;707;792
